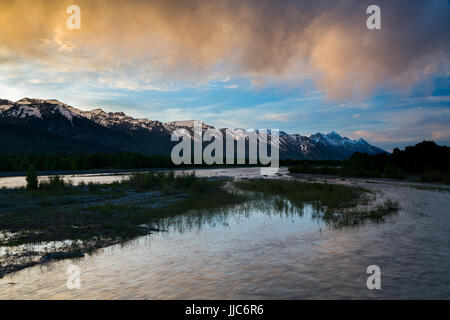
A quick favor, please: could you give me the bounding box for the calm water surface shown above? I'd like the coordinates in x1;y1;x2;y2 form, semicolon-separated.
0;168;449;299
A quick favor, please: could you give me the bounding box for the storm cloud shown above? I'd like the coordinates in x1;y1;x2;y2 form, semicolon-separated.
0;0;449;98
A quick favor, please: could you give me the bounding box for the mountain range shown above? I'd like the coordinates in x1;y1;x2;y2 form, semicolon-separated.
0;98;386;160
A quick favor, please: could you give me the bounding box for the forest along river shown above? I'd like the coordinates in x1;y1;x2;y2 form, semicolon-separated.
0;168;449;299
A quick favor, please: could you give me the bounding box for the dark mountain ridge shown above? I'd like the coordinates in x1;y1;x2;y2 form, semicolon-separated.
0;98;386;160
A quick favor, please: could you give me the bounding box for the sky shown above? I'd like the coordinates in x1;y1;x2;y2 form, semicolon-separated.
0;0;449;151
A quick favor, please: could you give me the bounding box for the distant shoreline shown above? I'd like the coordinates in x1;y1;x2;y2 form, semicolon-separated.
0;165;264;178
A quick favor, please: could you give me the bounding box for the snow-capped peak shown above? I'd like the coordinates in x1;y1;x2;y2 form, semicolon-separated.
0;97;386;158
1;98;78;121
326;131;342;139
310;131;357;146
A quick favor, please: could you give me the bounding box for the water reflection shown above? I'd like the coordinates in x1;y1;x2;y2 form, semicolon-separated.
154;197;308;234
153;190;396;236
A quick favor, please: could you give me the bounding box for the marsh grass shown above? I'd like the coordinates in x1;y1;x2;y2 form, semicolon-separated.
235;179;370;212
235;179;399;227
313;198;400;228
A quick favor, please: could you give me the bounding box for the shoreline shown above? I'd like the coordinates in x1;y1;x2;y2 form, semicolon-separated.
1;166;449;188
0;165;263;178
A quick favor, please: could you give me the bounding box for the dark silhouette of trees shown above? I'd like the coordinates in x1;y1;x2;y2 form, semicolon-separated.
342;141;450;181
26;164;38;190
0;153;173;171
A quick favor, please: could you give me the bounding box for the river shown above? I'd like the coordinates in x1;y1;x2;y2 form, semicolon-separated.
0;168;449;299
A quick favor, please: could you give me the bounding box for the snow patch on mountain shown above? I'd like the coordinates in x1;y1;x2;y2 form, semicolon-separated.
8;105;43;119
56;105;74;121
11;98;78;122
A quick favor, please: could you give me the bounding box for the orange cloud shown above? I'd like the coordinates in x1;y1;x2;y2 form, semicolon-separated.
0;0;448;98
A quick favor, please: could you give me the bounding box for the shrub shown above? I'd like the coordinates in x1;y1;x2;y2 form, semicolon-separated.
39;175;67;191
127;171;209;193
88;181;100;192
26;164;38;190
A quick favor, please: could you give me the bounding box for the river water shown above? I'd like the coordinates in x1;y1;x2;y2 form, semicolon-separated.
0;168;449;299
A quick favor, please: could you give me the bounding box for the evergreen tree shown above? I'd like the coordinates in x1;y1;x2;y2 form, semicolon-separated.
26;164;38;190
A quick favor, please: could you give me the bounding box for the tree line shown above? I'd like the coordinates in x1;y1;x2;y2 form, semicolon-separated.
0;152;289;171
289;141;450;183
341;141;450;180
0;153;173;171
